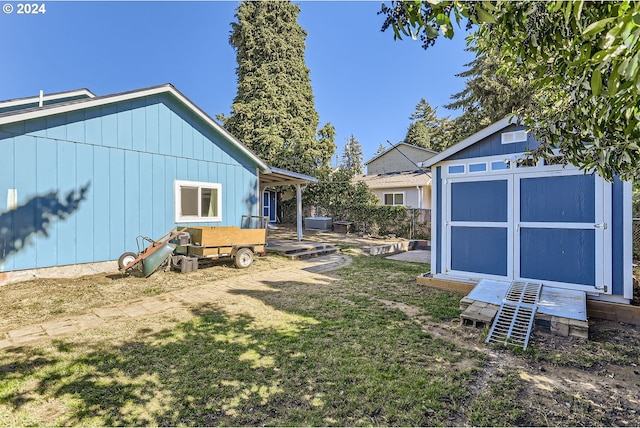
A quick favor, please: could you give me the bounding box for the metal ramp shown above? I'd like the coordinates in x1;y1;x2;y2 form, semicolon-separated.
486;281;543;350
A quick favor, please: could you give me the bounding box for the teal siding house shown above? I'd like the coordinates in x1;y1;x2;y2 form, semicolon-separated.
423;117;634;304
0;84;274;277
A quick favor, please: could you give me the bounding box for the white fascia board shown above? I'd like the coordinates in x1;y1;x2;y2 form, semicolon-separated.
0;84;270;172
423;116;519;168
0;89;96;109
266;166;318;183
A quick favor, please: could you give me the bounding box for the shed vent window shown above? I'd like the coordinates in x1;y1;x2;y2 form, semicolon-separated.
491;160;509;171
448;165;465;174
469;163;487;173
175;180;222;223
501;130;527;144
383;193;404;206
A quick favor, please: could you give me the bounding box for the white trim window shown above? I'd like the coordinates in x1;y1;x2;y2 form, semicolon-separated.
174;180;222;223
383;192;404;206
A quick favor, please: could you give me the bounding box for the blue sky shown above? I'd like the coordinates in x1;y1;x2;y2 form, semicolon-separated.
0;1;475;165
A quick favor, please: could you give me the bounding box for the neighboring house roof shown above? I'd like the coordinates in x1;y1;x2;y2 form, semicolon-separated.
352;170;431;189
421;116;519;168
0;84;270;172
365;142;438;165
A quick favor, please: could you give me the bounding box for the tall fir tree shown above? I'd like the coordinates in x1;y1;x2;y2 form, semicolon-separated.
404;99;451;152
444;43;532;142
222;1;334;175
374;142;387;156
341;135;364;176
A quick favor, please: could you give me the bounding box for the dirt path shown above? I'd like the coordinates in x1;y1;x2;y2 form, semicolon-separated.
0;254;352;350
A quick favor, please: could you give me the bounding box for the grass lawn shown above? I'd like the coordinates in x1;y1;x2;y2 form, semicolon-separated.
1;252;639;426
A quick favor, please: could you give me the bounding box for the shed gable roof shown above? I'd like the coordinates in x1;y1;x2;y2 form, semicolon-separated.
0;84;269;172
422;116;519;168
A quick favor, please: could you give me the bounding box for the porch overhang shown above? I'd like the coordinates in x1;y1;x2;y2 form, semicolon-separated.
259;167;318;188
258;167;318;242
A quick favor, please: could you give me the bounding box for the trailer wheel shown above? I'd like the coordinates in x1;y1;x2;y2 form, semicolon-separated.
118;252;138;270
234;248;254;269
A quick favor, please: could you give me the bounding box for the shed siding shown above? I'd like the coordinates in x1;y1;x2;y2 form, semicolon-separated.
448;124;539;161
611;178;624;296
435;166;442;274
0;94;260;272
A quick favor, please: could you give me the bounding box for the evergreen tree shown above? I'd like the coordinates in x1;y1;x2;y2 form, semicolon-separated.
404;99;450;151
374;142;387;156
341;135;364;176
445;44;532;142
223;1;333;175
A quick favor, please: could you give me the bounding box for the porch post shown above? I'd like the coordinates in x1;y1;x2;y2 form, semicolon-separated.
296;183;303;241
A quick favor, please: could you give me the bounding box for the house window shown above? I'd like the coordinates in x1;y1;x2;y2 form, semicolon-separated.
383;192;404;206
174;180;222;222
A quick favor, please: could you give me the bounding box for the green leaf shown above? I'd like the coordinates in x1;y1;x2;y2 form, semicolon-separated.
425;25;440;39
583;17;616;37
574;1;584;21
632;12;640;26
563;1;572;24
475;3;496;24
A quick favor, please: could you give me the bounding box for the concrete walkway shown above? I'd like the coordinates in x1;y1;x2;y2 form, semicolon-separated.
386;250;431;263
0;253;351;351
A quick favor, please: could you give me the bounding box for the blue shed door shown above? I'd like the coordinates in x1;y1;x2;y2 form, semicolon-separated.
515;172;609;293
445;170;610;293
445;176;513;279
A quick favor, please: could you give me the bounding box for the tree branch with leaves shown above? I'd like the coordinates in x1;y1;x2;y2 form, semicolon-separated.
380;0;640;181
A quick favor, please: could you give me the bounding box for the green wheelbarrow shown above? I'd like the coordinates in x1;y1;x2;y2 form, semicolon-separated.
118;227;187;277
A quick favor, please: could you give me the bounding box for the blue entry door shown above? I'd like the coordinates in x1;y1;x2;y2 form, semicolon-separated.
262;190;277;223
445;176;513;280
515;172;609;293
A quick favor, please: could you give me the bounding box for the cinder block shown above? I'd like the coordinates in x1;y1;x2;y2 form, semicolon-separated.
550;316;570;337
181;257;198;273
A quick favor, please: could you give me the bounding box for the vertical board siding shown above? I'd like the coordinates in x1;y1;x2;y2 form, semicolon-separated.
0;93;261;271
611;178;624;295
138;153;154;240
435;166;442;274
12;136;37;270
57;141;77;266
36;137;58;268
108;150;125;257
0;137;15;271
117;102;133;150
448;124;539;161
76;144;94;263
93;146;110;261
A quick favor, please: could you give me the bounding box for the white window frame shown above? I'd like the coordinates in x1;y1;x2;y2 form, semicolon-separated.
501;130;527;144
383;192;405;206
174;180;222;223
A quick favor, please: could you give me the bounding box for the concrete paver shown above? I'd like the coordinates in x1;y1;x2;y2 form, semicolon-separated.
0;253;351;350
385;250;430;263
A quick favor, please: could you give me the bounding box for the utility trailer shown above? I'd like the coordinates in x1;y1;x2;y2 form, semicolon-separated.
172;216;268;270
